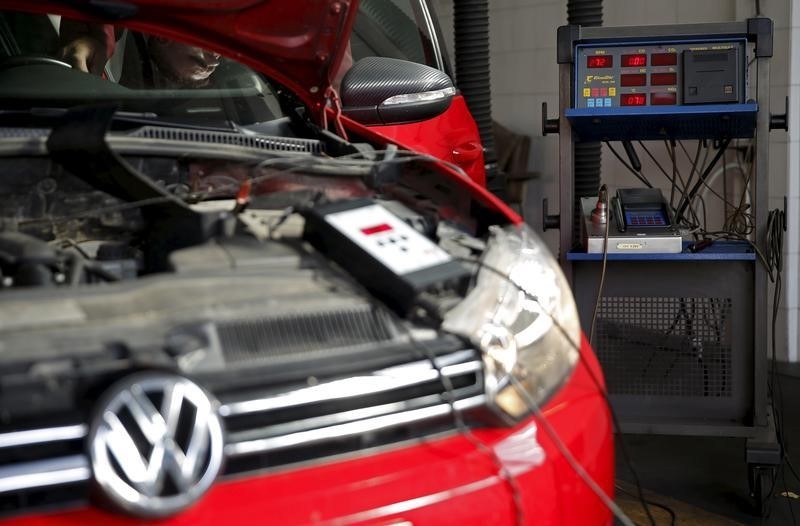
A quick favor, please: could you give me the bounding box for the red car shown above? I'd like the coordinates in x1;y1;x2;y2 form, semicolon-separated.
0;1;613;525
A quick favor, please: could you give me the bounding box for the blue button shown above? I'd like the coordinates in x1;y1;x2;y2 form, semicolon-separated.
604;97;612;107
595;98;603;107
587;98;595;108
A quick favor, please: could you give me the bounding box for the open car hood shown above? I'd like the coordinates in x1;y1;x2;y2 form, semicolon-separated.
3;0;359;111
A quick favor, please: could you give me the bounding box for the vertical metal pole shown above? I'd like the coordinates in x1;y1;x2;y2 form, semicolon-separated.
753;56;771;427
559;62;575;273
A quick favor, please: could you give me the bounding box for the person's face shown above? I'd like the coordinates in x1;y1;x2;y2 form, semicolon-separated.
149;38;221;86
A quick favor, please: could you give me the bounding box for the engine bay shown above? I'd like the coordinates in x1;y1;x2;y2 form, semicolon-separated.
0;145;501;420
0;151;487;310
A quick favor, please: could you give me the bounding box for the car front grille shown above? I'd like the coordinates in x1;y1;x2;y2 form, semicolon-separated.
0;346;486;516
219;348;486;474
0;426;90;514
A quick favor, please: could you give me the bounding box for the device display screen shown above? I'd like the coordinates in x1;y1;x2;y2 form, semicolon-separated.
621;53;647;67
587;55;613;68
651;52;678;66
624;210;668;227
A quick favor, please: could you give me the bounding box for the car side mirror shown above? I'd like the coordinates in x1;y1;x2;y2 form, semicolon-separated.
340;57;456;125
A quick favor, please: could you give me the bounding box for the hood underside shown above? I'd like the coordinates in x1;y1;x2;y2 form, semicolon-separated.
0;0;358;110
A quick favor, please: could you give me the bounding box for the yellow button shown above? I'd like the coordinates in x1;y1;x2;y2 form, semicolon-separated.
583;88;591;97
609;87;616;96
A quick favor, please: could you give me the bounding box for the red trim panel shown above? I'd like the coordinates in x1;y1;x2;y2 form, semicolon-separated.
369;95;488;187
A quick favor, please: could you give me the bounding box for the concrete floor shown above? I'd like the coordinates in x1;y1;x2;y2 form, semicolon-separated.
615;371;800;525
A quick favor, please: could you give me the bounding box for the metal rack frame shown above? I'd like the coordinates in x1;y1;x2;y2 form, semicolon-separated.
543;18;785;510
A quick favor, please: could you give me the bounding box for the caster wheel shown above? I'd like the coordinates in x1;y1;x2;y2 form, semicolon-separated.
749;464;776;517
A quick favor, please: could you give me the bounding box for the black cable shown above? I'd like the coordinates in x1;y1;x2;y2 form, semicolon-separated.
615;483;677;526
403;328;526;526
665;141;701;228
453;256;659;526
676;140;704;226
686;149;746;222
605;141;653;188
637;141;677;188
589;186;610;346
784;464;798;525
674;138;732;224
666;141;678;210
764;206;797;524
506;373;635;526
787;456;800;485
698;231;772;279
19;195;179;226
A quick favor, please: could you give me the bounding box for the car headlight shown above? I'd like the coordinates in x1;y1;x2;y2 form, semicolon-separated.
442;224;580;420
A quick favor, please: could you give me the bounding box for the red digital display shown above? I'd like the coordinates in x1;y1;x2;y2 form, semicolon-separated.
651;52;677;66
621;54;647;67
587;55;613;68
651;72;677;86
360;223;393;236
651;92;677;105
620;73;647;87
621;93;647;106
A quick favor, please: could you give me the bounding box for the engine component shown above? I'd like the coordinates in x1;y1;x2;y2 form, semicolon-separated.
0;232;59;287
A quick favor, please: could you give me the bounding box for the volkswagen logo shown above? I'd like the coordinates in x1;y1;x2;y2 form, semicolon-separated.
88;372;224;518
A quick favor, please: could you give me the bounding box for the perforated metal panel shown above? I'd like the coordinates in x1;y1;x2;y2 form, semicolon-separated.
218;307;394;363
128;126;325;154
571;259;754;433
595;296;733;398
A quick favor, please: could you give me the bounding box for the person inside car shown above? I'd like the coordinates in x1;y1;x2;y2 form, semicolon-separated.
57;19;352;91
58;20;221;88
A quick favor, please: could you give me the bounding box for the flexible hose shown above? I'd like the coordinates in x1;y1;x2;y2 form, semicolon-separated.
454;0;497;184
568;0;603;245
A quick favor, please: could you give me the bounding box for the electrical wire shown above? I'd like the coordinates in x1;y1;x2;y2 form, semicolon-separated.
637;141;677;188
676;141;704;226
604;141;653;188
666;140;679;210
20;149;466;227
665;141;702;227
615;483;677;526
589;185;610;346
763;205;798;524
505;373;635;526
674;138;732;224
18;195;179;226
453;257;658;526
405;329;526;526
574;183;659;526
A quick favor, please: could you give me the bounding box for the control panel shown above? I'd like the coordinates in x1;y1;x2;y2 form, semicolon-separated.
575;40;745;109
560;26;759;141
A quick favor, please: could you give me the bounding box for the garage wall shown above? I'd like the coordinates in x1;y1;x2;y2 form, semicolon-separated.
787;1;800;363
432;0;796;361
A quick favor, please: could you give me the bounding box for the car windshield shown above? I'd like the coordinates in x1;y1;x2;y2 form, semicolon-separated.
0;11;285;127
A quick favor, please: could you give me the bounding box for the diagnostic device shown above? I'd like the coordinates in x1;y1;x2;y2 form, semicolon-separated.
581;188;681;253
302;199;468;314
559;23;768;140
